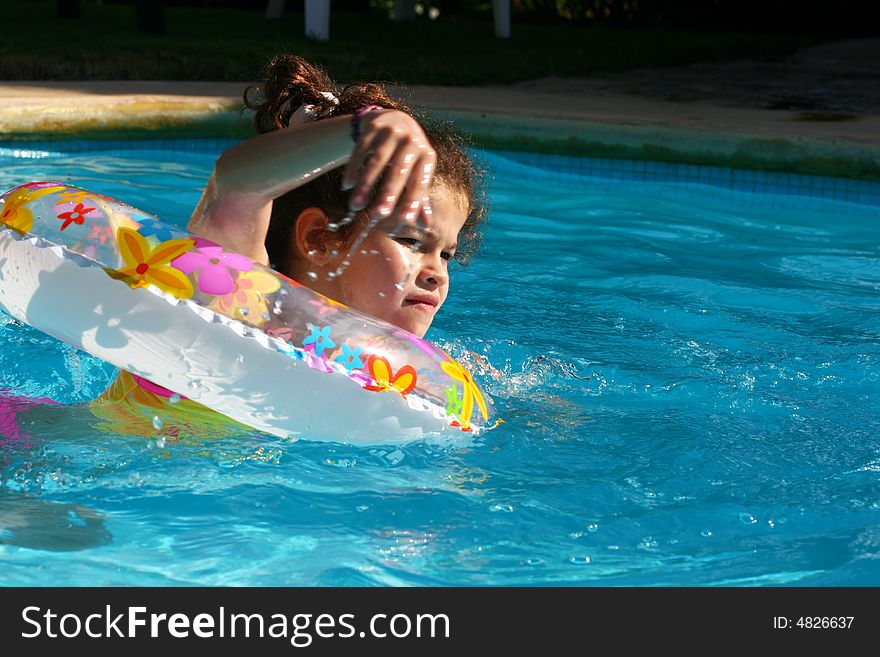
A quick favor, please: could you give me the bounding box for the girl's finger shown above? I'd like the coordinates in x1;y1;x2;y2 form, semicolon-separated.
341;111;388;189
345;130;396;211
372;140;423;220
393;146;436;225
417;195;433;229
341;137;371;191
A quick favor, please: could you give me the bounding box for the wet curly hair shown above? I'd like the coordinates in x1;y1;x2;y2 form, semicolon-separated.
243;54;487;272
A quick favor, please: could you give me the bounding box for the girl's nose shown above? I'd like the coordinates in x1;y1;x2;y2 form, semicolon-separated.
418;251;447;288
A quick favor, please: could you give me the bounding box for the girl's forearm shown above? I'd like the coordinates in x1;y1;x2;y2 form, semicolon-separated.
213;115;354;198
187;115;355;264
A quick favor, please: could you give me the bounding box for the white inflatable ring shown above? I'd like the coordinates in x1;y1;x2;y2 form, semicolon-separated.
0;182;494;444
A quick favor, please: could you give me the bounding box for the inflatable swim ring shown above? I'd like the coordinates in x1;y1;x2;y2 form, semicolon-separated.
0;182;494;444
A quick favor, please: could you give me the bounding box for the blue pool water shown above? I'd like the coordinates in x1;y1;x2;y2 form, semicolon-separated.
1;140;879;586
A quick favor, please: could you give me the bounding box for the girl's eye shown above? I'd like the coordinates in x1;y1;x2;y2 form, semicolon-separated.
395;237;419;249
395;237;452;262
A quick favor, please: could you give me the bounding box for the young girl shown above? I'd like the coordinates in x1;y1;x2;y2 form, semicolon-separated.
189;54;487;340
89;55;489;439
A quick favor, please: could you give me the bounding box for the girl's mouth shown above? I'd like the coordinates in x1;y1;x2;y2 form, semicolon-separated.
403;295;439;312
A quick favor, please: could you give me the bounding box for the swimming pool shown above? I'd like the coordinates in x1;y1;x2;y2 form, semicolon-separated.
1;140;878;586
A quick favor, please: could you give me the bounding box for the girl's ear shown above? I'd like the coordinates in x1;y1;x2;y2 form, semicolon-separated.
292;207;336;267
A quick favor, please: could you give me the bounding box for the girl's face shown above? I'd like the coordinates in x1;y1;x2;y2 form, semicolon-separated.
302;185;468;338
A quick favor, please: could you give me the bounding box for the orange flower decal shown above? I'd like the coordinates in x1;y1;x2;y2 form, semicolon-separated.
0;184;65;234
106;227;195;299
363;355;417;396
441;358;488;431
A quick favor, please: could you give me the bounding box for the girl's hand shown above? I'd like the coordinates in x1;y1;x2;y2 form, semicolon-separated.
341;109;437;227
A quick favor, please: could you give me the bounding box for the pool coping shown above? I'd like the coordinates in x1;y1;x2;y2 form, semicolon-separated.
1;80;878;180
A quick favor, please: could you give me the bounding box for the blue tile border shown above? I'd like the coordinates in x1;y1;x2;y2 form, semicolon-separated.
489;148;880;211
2;139;878;213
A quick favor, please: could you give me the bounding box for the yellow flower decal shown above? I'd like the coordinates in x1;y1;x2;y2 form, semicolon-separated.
0;184;65;234
208;269;281;326
441;358;488;431
107;227;195;299
56;190;91;206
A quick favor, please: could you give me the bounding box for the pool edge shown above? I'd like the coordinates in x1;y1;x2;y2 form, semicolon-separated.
1;83;878;180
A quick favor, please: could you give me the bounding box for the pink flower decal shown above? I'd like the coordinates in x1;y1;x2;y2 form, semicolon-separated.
209;269;281;326
87;224;114;245
171;242;253;296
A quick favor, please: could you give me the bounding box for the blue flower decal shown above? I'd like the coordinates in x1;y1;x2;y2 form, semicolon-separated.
276;342;305;361
137;216;175;242
334;343;364;373
303;324;335;357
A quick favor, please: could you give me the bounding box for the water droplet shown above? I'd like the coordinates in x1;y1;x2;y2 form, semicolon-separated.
151;415;163;431
700;529;713;538
239;306;249;316
188;379;201;390
739;513;758;525
568;555;591;565
377;292;385;298
168;394;181;405
307;271;318;281
330;249;339;258
235;354;245;364
587;523;598;532
489;503;514;513
155;437;166;449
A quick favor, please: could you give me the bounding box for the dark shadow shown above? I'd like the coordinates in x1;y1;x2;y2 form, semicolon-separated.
0;494;112;552
24;263;170;353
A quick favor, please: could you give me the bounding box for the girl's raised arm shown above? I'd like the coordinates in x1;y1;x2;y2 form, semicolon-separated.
188;109;436;267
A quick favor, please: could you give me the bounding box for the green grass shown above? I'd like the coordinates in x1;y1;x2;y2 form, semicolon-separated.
1;1;822;84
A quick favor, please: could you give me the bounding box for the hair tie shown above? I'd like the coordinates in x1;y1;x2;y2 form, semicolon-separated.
285;90;340;125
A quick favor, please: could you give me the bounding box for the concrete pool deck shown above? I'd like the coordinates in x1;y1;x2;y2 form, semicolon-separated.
1;38;878;178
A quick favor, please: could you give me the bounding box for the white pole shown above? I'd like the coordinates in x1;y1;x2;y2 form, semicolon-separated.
305;0;331;40
493;0;511;38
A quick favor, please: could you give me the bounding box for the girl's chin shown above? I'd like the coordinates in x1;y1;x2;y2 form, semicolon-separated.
391;314;430;338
